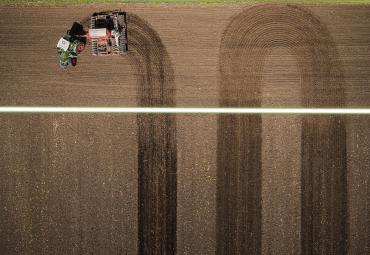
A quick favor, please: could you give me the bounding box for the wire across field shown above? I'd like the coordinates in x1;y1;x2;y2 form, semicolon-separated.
1;0;370;4
0;107;370;114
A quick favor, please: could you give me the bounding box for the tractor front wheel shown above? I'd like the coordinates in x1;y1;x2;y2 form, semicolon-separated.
71;58;77;66
77;43;85;53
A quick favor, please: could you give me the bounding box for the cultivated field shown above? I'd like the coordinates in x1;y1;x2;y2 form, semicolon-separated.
0;3;369;254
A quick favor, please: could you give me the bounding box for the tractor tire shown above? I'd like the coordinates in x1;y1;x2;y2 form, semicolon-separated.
77;43;85;53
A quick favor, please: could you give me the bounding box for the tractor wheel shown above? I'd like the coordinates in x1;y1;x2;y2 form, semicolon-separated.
77;43;85;53
71;58;77;66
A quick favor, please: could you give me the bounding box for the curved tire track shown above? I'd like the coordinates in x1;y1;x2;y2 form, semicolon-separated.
217;4;346;254
77;13;177;254
126;14;177;255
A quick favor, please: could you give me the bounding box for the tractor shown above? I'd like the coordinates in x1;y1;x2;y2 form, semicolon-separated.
56;11;128;69
56;22;86;68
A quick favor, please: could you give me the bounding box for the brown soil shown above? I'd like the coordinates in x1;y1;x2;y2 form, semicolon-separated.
127;14;177;254
0;4;369;255
217;5;347;254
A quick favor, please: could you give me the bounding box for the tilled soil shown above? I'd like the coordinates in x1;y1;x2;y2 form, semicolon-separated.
0;4;369;255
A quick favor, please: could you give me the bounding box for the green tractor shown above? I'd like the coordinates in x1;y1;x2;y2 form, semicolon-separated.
57;22;87;69
56;11;128;69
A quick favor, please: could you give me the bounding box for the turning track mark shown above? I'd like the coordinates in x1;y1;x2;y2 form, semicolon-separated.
127;14;177;255
217;4;347;254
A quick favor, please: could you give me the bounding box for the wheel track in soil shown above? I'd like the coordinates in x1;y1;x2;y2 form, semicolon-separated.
217;4;347;255
126;13;177;255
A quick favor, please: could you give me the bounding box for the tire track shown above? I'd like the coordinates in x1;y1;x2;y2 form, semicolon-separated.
126;14;177;255
71;13;177;254
218;4;346;254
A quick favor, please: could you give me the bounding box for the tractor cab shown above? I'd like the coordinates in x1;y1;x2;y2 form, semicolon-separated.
56;22;86;68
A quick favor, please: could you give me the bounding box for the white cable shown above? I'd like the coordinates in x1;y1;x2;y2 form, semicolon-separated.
0;107;369;114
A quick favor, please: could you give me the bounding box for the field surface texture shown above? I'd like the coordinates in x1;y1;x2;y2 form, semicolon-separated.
0;3;369;255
